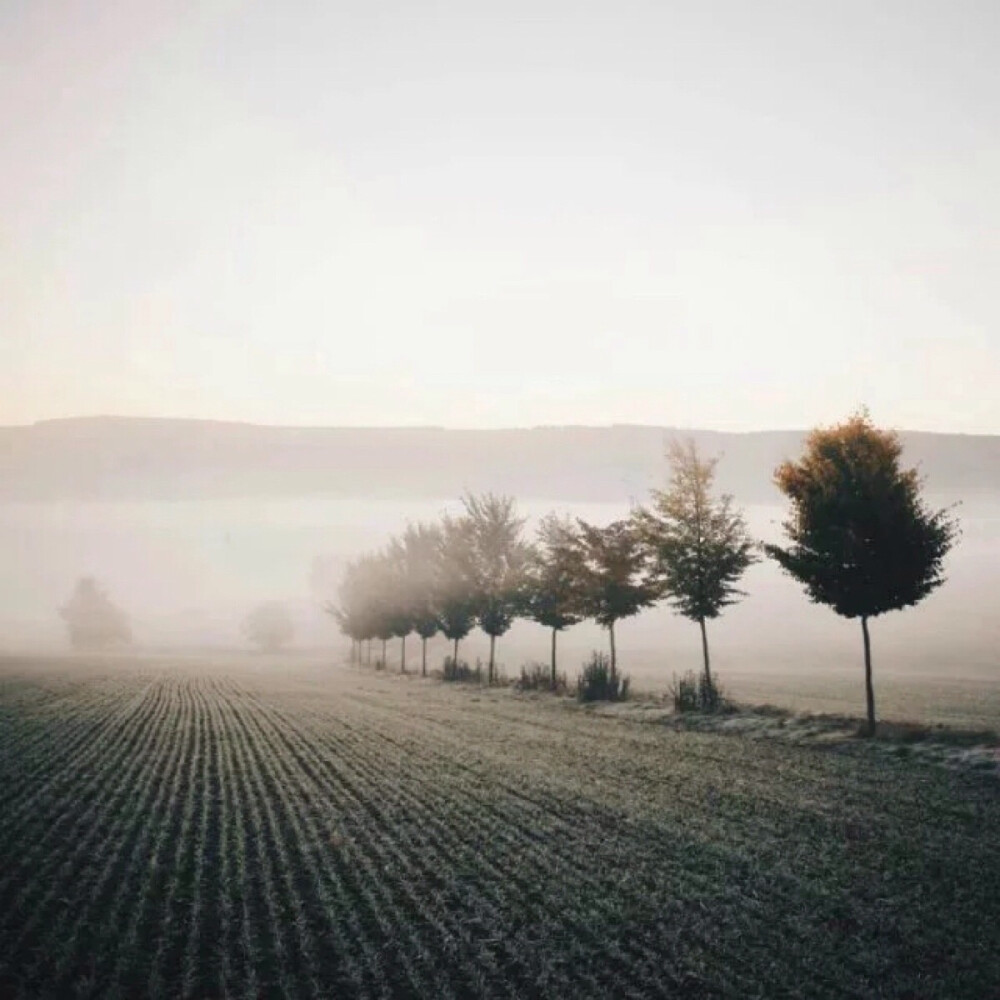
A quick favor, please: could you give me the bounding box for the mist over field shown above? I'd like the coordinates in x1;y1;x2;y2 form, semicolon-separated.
2;419;997;697
4;2;1000;995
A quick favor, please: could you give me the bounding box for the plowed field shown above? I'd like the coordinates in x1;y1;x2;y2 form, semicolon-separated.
1;656;998;999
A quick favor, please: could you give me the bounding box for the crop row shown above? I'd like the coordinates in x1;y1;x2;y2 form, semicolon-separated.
0;663;998;999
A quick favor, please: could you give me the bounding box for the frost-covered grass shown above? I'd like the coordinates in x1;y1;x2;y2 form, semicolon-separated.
0;654;998;998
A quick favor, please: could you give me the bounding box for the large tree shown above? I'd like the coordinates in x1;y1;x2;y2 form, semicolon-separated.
521;514;585;686
765;412;958;735
634;439;757;686
59;576;132;650
464;493;528;684
574;518;658;673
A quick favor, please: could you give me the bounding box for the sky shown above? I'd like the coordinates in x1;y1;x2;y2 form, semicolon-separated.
1;0;998;432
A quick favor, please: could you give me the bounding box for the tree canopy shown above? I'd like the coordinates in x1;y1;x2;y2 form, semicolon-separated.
766;414;957;620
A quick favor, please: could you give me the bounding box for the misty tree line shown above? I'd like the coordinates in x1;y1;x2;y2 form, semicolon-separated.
330;414;958;735
330;440;754;689
56;413;957;735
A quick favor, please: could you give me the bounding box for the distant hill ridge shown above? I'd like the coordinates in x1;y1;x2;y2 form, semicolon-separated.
0;416;997;503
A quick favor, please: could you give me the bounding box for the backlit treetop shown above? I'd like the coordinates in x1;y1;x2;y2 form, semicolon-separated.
766;413;957;619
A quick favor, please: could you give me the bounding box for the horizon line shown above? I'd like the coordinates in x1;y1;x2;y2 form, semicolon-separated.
2;414;997;439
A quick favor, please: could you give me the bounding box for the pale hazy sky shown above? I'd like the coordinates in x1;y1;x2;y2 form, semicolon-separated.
2;1;997;431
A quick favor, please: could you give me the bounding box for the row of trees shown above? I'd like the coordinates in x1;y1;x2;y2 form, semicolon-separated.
330;439;758;690
331;414;958;734
56;413;957;735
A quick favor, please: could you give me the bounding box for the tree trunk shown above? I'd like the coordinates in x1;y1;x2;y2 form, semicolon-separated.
489;634;496;685
699;617;711;687
453;636;459;665
381;638;387;668
609;620;617;674
862;615;876;737
550;628;557;688
421;636;427;677
400;635;406;674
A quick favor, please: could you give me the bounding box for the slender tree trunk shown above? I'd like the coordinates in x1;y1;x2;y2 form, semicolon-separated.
861;615;876;737
453;636;459;664
421;636;427;677
381;638;386;669
489;634;496;685
550;628;557;688
400;635;406;674
699;617;711;687
609;620;617;674
367;639;372;665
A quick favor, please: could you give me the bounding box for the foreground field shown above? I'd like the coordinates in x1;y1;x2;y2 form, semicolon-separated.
0;656;998;999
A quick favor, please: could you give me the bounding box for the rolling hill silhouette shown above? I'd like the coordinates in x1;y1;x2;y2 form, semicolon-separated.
1;417;996;503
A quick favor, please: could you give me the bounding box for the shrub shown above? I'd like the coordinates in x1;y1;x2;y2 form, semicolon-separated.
669;670;730;713
516;662;568;694
698;671;726;712
576;651;630;703
442;656;482;684
669;671;700;712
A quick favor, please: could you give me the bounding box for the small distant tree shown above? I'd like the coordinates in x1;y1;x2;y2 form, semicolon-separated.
634;439;757;687
242;601;294;652
766;412;958;736
574;518;658;673
59;576;131;650
521;514;585;687
464;492;529;684
435;513;479;667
